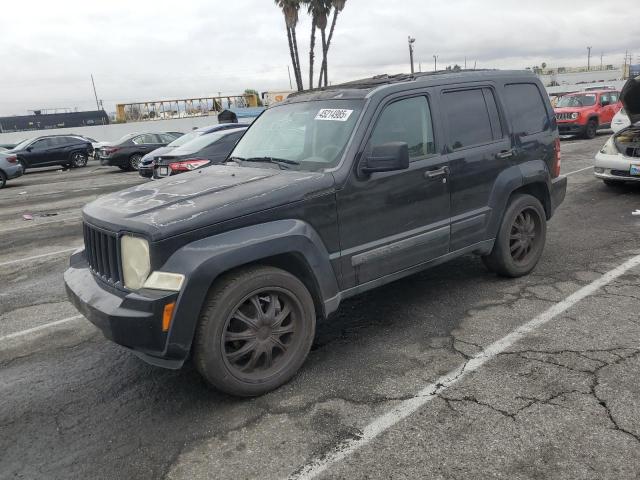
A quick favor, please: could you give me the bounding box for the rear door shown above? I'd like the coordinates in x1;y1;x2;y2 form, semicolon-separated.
440;86;511;251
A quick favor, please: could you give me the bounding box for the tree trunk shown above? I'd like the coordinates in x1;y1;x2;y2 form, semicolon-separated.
309;19;316;90
286;26;302;91
317;28;327;88
291;26;304;91
319;8;339;87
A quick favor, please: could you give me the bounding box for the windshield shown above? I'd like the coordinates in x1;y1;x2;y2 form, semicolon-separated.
12;138;32;150
557;94;597;108
172;132;226;154
230;99;364;171
168;130;203;147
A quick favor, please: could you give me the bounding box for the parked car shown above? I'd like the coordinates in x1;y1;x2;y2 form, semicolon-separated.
139;124;244;178
611;107;632;133
8;135;92;171
0;151;24;188
594;77;640;186
96;132;182;171
65;70;566;396
554;89;622;139
153;127;247;178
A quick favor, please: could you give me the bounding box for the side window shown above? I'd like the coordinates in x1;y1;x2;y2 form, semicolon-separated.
442;89;494;150
369;96;435;160
32;138;53;150
503;83;550;136
600;93;610;105
158;133;176;143
132;134;156;145
610;92;619;103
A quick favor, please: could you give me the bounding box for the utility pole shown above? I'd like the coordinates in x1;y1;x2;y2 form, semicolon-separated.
464;56;467;69
408;36;416;74
287;65;293;89
600;52;603;71
90;74;100;111
433;54;438;72
418;62;422;73
587;46;592;71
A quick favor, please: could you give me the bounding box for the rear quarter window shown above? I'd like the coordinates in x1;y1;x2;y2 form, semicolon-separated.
503;83;550;136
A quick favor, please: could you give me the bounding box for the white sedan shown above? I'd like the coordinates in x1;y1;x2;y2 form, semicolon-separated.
594;78;639;186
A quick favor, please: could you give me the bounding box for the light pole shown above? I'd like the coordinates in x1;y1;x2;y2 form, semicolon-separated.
408;36;416;74
587;46;592;71
433;54;438;72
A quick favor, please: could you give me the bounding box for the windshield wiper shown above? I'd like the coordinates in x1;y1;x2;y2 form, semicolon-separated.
228;156;300;169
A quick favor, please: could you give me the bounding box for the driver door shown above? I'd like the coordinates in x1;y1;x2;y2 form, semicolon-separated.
336;94;451;289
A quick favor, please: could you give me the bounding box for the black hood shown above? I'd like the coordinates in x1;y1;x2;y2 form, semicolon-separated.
621;76;640;124
83;165;335;241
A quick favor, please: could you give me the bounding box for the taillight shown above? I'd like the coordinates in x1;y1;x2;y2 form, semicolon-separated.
551;138;561;178
169;159;210;172
6;155;17;164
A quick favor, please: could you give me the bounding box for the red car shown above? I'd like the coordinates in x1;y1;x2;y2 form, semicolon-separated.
554;89;622;139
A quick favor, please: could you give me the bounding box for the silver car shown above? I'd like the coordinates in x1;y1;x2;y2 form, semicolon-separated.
594;77;640;186
0;151;25;189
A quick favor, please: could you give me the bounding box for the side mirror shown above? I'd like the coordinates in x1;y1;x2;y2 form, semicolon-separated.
359;142;409;176
601;100;610;107
26;146;32;152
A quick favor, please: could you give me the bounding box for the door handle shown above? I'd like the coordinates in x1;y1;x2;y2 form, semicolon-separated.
496;149;515;159
425;166;449;179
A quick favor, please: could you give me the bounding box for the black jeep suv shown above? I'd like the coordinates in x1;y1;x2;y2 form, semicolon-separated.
65;70;566;396
10;135;92;171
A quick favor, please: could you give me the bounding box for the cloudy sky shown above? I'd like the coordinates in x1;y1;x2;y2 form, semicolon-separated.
0;0;638;115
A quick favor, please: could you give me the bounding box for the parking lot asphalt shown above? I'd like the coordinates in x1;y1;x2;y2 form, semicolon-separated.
1;134;640;480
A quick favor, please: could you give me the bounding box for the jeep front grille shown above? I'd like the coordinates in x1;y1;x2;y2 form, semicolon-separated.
555;113;574;121
83;223;122;286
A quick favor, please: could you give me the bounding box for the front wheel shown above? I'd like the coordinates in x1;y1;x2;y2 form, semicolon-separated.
482;194;547;277
583;119;598;139
70;152;88;168
194;266;316;397
129;154;143;171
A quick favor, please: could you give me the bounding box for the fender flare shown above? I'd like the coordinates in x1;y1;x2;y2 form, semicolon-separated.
159;219;340;360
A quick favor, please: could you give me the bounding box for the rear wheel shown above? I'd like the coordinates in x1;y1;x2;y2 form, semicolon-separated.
482;194;547;277
70;152;88;168
0;170;6;189
194;266;316;397
129;154;143;171
583;119;598;139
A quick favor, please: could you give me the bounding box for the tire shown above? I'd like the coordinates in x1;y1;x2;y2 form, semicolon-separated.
482;194;547;278
0;170;6;189
583;119;598;139
194;265;316;397
70;152;88;168
129;154;143;171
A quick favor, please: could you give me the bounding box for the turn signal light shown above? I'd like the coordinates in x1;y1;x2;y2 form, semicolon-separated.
162;302;176;332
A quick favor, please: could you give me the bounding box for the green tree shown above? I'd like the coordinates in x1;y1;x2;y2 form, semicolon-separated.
274;0;304;91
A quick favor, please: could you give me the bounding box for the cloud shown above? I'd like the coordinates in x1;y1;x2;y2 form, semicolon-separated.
0;0;637;115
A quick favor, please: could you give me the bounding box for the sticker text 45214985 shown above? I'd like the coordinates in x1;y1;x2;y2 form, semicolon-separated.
315;108;354;122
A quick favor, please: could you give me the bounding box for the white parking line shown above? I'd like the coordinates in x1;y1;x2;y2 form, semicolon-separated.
289;252;640;480
565;166;593;176
0;315;83;343
0;248;79;267
0;215;82;233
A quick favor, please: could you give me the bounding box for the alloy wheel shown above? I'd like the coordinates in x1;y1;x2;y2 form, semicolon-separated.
509;208;542;264
222;289;302;380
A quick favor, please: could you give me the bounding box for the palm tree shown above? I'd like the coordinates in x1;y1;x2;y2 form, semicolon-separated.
275;0;304;91
313;0;332;88
318;0;347;87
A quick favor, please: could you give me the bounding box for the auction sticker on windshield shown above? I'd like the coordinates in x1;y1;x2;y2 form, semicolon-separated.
315;108;353;121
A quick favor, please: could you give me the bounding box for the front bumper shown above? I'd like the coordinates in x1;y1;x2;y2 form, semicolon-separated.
594;151;640;182
557;122;586;135
64;250;184;368
550;175;567;215
139;166;153;178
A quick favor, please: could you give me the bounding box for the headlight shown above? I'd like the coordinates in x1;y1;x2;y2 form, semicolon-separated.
121;235;150;290
599;136;618;155
571;112;579;120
